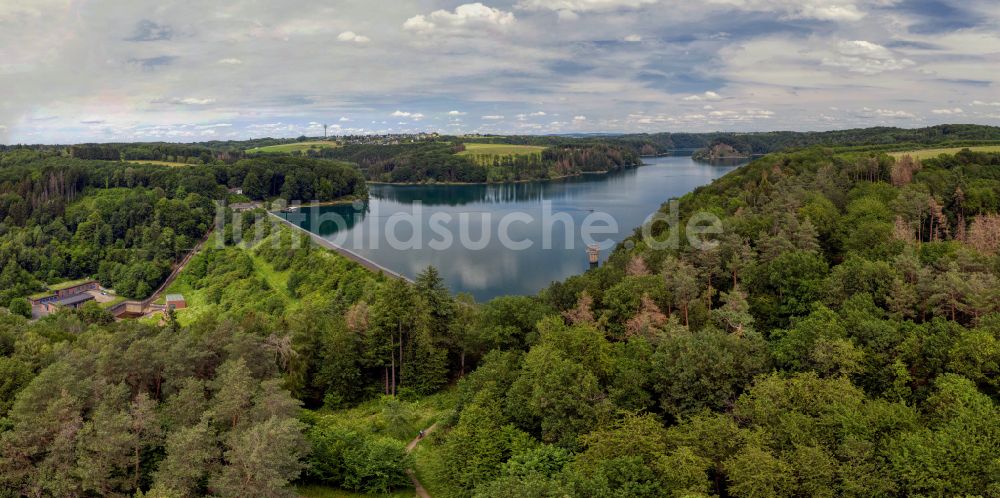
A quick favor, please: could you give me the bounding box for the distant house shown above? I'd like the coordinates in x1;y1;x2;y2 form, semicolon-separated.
228;187;244;195
52;293;95;310
31;291;95;313
30;279;100;313
165;294;187;310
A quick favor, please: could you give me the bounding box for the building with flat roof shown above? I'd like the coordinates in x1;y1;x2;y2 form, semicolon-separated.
30;279;100;314
51;292;95;310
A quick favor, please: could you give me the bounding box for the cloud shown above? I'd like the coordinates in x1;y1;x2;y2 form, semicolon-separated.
128;56;177;70
4;0;998;143
516;0;658;14
860;107;917;119
624;34;642;42
683;91;723;101
337;31;370;43
339;117;351;121
481;115;505;120
448;110;467;115
822;40;915;75
391;110;424;119
931;108;963;114
404;3;515;33
573;115;587;121
517;0;874;21
530;111;547;116
125;20;172;42
153;97;216;106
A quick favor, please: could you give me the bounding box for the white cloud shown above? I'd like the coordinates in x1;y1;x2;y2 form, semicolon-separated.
391;110;425;120
153;97;216;106
517;0;658;13
822;40;915;75
683;91;723;101
720;0;874;21
337;31;370;43
861;107;917;119
3;0;995;142
931;108;963;114
530;111;547;116
624;34;642;42
481;115;505;120
404;3;515;33
573;115;587;121
705;108;775;121
448;110;467;115
517;0;874;21
339;117;350;122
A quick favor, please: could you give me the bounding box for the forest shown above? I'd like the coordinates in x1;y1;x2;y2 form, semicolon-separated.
314;141;641;183
684;124;1000;159
0;140;999;497
0;154;365;306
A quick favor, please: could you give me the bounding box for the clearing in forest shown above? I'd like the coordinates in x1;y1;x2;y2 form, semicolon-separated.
456;143;547;156
890;145;1000;160
246;141;341;154
125;160;192;167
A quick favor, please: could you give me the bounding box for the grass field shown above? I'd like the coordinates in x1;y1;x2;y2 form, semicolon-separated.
125;160;191;167
457;143;547;156
247;141;341;154
890;145;1000;160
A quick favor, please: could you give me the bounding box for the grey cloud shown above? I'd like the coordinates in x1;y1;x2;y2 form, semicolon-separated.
128;55;177;70
126;20;173;42
2;0;1000;143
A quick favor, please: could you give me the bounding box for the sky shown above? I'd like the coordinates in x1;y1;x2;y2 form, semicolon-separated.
1;0;999;144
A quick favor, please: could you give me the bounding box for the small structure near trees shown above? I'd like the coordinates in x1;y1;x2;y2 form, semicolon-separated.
165;294;187;310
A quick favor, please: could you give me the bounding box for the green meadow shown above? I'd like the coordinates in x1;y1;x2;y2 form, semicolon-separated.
247;141;341;154
890;145;1000;160
456;143;547;156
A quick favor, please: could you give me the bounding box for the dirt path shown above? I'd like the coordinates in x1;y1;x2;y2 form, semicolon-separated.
404;423;438;498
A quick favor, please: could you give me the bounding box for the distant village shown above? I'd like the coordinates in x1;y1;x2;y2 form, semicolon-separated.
330;132;441;146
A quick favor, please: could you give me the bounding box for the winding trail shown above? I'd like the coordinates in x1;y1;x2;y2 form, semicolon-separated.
404;423;438;498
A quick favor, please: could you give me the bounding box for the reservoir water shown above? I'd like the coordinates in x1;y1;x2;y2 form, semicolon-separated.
279;154;745;301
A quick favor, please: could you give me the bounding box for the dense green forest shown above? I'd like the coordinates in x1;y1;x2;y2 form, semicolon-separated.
315;142;641;183
685;124;1000;158
1;139;999;496
0;155;364;305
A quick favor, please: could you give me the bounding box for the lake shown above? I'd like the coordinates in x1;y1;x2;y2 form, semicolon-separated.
278;154;745;301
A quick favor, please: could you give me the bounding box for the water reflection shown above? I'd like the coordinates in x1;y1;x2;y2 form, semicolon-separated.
280;155;745;301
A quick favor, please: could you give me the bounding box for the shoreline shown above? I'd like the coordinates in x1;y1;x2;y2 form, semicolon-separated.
365;164;643;186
